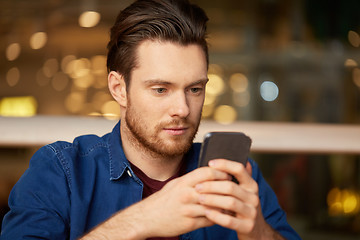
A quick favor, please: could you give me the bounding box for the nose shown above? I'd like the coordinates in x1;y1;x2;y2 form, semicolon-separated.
169;91;190;119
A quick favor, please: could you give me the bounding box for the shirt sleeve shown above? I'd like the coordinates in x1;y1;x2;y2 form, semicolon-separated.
249;159;302;240
1;144;71;240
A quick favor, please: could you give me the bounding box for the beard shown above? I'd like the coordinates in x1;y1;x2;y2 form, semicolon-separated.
124;100;201;159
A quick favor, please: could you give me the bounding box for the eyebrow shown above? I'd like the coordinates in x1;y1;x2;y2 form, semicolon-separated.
144;78;209;87
144;79;172;86
189;78;209;86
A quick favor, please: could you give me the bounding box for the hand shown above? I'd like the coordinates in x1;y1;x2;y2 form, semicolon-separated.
128;166;231;239
195;159;284;240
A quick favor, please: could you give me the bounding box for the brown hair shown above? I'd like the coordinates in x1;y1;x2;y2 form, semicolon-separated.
106;0;209;87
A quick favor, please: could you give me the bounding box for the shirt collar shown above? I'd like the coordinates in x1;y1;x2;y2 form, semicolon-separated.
108;121;130;181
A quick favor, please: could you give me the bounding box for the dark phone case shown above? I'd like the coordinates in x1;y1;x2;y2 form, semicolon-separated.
198;132;252;168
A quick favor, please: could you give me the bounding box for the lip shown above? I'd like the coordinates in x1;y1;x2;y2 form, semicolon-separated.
163;127;189;136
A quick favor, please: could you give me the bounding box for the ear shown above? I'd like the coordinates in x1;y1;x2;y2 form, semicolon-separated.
108;71;127;108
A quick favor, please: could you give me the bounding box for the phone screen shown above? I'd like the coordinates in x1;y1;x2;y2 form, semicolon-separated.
198;132;252;168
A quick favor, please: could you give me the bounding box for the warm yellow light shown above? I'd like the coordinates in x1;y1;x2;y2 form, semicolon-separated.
30;32;48;49
6;67;20;87
43;58;59;78
327;188;341;206
348;30;360;47
101;100;120;119
343;194;358;214
204;94;217;106
0;96;37;117
208;64;224;75
61;55;76;73
88;112;102;117
327;188;360;216
79;11;101;28
94;75;108;89
201;104;214;118
213;105;237;124
91;55;107;76
65;92;85;113
206;74;225;96
73;74;95;89
6;43;21;61
229;73;248;93
329;202;343;216
69;58;91;79
91;91;112;111
353;68;360;87
344;59;358;68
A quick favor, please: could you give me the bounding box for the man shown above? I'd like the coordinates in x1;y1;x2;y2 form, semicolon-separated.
1;0;300;239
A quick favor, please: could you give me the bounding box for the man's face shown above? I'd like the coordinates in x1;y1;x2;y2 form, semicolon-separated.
124;40;208;158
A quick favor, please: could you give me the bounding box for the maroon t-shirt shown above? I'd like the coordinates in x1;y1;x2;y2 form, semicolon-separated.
129;161;186;240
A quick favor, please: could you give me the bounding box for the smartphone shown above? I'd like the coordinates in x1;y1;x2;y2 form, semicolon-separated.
198;132;252;169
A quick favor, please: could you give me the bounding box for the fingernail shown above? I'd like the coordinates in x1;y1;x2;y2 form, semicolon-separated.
208;160;216;167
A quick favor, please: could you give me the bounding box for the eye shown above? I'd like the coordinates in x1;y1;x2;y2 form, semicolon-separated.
189;87;202;94
154;88;167;94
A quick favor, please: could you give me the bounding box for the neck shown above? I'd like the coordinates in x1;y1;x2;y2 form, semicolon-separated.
120;121;184;181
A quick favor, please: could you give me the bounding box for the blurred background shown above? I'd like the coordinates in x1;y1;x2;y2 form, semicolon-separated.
1;0;360;239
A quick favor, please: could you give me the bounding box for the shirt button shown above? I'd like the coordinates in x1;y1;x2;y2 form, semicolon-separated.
127;169;132;177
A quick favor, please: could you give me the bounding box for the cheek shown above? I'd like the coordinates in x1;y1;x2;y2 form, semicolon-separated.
189;99;205;116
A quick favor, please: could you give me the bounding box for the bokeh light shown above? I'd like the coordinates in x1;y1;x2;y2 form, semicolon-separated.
6;67;20;87
6;43;21;61
202;104;214;118
79;11;101;28
348;30;360;48
206;73;225;96
353;68;360;88
73;74;95;89
208;64;224;76
260;81;279;102
29;32;48;49
43;58;59;78
61;55;77;73
204;94;217;106
92;91;112;112
229;73;248;93
101;100;120;119
68;58;91;79
91;55;107;76
344;59;358;68
327;188;360;216
0;96;37;117
213;105;237;124
65;91;86;113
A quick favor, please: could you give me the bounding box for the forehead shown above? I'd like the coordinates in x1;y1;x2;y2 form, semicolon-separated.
131;40;208;84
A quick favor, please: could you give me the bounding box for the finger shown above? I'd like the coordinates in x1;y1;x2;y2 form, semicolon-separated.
181;205;216;229
191;216;215;229
204;208;255;234
195;180;259;205
183;167;230;186
199;194;257;219
208;159;257;193
245;161;252;176
181;203;213;218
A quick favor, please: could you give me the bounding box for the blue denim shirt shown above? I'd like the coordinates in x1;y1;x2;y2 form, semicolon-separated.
1;121;300;240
